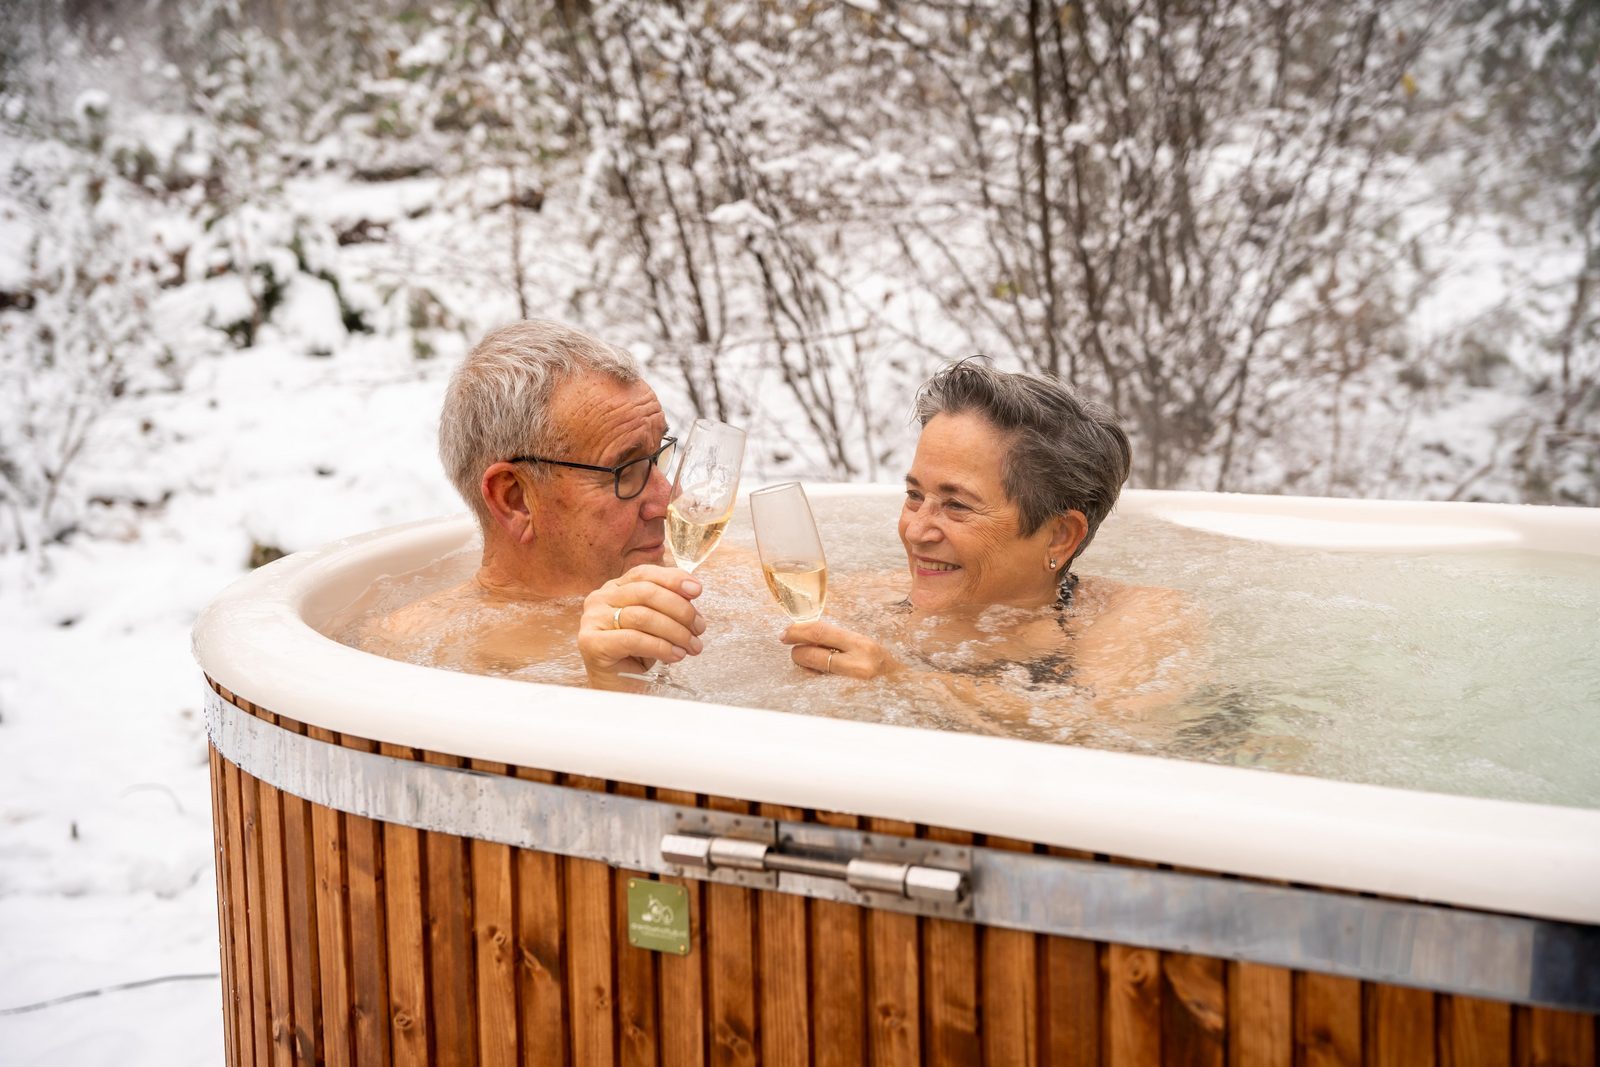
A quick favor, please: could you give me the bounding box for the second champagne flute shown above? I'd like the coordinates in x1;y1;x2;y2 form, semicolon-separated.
666;419;746;572
749;482;828;623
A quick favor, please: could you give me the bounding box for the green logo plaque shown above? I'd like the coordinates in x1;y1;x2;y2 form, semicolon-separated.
627;879;690;955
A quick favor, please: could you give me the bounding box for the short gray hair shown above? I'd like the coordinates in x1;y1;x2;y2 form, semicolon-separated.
439;320;641;527
913;359;1132;568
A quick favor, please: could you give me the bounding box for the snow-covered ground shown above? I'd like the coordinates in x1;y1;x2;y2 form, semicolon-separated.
0;331;462;1062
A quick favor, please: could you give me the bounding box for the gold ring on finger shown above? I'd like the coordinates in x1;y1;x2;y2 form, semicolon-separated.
612;606;624;630
825;649;837;675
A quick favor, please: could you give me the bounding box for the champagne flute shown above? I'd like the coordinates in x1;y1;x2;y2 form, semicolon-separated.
666;419;746;572
749;482;828;622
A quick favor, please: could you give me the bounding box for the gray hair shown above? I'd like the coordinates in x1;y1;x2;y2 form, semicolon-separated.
439;320;641;527
913;359;1132;568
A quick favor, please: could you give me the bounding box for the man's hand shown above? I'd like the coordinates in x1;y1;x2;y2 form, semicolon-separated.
780;619;900;680
578;566;707;690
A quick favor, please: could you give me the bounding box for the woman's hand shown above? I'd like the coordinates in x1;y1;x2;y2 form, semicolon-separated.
780;619;901;680
578;566;706;691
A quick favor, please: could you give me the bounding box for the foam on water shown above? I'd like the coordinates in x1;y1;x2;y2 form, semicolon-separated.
323;496;1600;810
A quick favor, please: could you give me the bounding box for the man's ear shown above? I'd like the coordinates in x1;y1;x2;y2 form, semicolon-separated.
1046;509;1089;569
481;462;538;545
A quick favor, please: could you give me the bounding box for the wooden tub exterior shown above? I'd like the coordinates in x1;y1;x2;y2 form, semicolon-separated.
206;681;1598;1067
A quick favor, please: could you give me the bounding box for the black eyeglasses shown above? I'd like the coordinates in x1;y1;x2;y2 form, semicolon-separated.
509;435;677;500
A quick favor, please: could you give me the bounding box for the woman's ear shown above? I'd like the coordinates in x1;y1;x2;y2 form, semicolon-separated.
481;462;538;545
1046;510;1089;570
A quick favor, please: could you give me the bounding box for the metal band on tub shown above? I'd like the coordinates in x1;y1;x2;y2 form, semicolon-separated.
205;690;1600;1013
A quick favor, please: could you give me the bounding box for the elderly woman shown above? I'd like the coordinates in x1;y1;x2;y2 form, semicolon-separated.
779;359;1159;684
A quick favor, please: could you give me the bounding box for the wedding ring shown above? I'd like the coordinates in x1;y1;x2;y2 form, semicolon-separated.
825;649;837;675
612;606;624;630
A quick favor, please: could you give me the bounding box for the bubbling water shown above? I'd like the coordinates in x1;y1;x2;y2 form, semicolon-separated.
323;495;1600;810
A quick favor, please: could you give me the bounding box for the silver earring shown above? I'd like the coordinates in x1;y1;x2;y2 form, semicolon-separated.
1048;558;1058;570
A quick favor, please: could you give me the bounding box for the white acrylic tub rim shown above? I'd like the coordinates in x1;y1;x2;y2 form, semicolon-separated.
192;486;1600;925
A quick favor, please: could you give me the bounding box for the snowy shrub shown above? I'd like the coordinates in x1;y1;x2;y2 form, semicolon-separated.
0;150;175;553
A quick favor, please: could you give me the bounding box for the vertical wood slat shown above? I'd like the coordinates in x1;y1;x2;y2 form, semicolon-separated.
341;734;391;1067
276;716;322;1067
612;780;659;1067
1297;972;1363;1067
210;743;240;1067
1367;985;1435;1067
255;708;298;1067
1439;994;1512;1067
240;752;274;1067
1105;944;1162;1065
865;817;921;1067
307;725;354;1067
1516;1006;1597;1067
217;684;257;1067
705;795;759;1067
654;787;707;1067
564;774;618;1067
1229;962;1292;1067
1041;847;1100;1065
754;802;809;1067
469;759;521;1067
811;810;867;1067
980;835;1039;1067
377;741;429;1067
1162;953;1226;1067
424;751;478;1066
922;826;980;1067
515;766;570;1067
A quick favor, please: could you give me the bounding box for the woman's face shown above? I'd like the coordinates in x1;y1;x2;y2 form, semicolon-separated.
899;411;1062;611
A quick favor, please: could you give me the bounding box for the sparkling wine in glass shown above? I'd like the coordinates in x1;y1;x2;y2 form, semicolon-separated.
666;419;746;572
749;482;828;622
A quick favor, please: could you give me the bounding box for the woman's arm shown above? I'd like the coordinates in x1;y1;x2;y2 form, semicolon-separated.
779;619;903;679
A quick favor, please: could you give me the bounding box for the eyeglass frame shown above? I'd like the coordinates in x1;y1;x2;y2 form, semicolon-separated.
507;435;677;501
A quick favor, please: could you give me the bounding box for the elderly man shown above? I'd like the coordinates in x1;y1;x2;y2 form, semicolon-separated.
344;320;706;681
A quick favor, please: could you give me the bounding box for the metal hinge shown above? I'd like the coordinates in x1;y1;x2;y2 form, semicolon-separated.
661;831;970;918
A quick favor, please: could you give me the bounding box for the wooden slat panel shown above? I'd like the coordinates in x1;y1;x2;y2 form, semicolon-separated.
424;751;478;1065
1439;994;1511;1067
812;811;867;1067
278;718;322;1067
654;787;706;1067
378;741;428;1067
1228;962;1292;1067
257;762;297;1067
980;835;1038;1066
1516;1006;1597;1067
1367;985;1434;1067
566;774;617;1067
241;766;274;1067
865;817;920;1067
307;726;353;1067
1162;953;1225;1067
343;735;391;1067
1040;846;1099;1064
613;781;659;1067
211;745;240;1067
921;827;979;1067
514;766;569;1067
755;802;809;1067
1297;972;1362;1067
705;795;758;1067
1105;945;1161;1066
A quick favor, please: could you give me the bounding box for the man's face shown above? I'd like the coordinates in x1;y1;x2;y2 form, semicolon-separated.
528;373;671;593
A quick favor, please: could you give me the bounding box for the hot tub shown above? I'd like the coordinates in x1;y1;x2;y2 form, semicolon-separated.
194;486;1600;1066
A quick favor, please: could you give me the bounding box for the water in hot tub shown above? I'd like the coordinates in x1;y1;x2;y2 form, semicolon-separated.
327;493;1600;810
